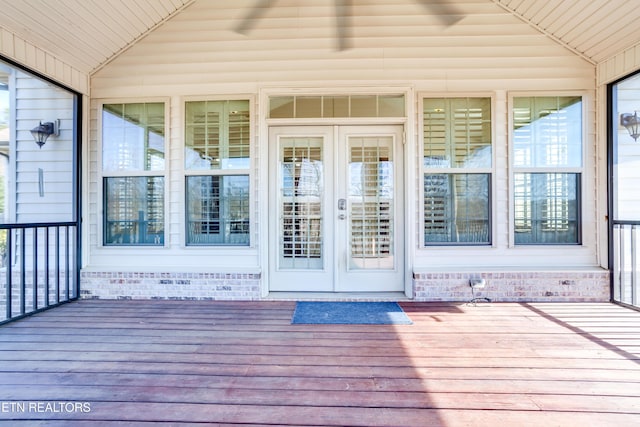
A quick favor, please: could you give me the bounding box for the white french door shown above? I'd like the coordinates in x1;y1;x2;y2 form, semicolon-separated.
268;125;404;293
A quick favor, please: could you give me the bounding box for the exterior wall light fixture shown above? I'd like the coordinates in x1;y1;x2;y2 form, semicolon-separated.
30;119;59;148
620;112;640;141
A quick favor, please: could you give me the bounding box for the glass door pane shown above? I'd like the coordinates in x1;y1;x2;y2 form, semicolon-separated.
348;136;394;270
279;137;324;270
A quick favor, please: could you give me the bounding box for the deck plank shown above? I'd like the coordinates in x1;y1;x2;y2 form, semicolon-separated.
0;300;639;426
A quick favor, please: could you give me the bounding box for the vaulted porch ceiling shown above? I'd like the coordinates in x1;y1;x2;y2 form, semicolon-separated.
0;0;638;77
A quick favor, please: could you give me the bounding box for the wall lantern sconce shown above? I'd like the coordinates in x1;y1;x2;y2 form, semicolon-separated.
30;119;59;148
620;112;640;141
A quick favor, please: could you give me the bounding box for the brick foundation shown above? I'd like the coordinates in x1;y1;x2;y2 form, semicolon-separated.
80;271;262;300
79;269;610;302
413;270;610;302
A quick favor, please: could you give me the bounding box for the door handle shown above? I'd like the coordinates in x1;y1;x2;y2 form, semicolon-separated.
338;198;346;210
338;213;346;220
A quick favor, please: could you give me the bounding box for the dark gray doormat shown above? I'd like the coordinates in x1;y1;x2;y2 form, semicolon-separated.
291;301;413;325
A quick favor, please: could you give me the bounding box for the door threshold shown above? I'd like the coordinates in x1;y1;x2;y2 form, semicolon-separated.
265;291;410;301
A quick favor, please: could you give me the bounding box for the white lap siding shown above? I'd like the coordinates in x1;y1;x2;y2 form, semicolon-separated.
83;0;606;301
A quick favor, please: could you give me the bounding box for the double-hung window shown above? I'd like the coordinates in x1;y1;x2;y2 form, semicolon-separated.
512;96;582;245
422;97;492;245
185;100;250;246
102;102;166;246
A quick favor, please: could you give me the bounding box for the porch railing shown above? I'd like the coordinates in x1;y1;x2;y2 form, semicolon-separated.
0;222;79;325
612;221;640;307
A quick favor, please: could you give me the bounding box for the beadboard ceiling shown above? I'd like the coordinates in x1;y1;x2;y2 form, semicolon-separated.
0;0;638;76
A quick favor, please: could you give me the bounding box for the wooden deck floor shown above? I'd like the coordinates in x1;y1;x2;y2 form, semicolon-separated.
0;300;639;426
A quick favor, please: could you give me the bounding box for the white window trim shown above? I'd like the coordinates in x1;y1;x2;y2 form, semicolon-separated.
97;97;171;248
507;91;588;248
418;92;497;249
179;94;256;249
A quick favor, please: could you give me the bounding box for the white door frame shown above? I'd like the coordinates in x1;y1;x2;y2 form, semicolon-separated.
267;124;405;293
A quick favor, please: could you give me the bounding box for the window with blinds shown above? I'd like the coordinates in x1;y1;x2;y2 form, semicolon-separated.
104;176;164;245
184;99;251;246
102;102;166;246
512;96;582;245
186;175;250;245
102;103;165;172
348;138;394;268
279;137;324;269
185;100;250;170
422;97;492;245
512;97;582;169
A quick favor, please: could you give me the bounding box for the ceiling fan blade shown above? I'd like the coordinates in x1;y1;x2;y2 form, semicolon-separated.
235;0;277;34
417;0;463;26
335;0;353;51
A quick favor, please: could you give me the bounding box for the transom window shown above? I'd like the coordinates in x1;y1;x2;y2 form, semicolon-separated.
269;94;405;119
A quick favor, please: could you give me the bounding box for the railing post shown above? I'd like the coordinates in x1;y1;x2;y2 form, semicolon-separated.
45;227;50;307
5;230;12;320
20;228;26;315
634;225;638;307
33;227;38;311
65;225;70;300
55;226;60;304
620;224;624;301
613;224;621;302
